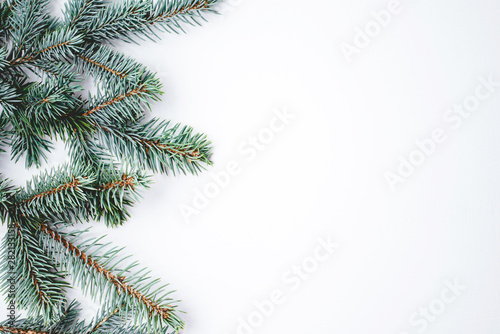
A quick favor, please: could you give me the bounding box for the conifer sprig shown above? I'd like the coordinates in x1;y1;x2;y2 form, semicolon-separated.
0;222;69;322
38;224;183;332
0;0;222;331
10;27;84;65
11;165;94;220
99;118;212;175
0;300;167;334
84;0;219;43
83;71;162;123
75;44;146;83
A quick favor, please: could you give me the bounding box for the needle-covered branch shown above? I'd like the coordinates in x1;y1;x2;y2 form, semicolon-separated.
0;300;89;334
99;118;212;175
0;300;168;334
0;222;69;322
38;225;183;333
11;165;95;220
22;78;91;139
75;43;149;83
82;72;162;124
88;169;151;227
10;27;84;66
84;0;219;43
0;0;221;331
8;164;150;226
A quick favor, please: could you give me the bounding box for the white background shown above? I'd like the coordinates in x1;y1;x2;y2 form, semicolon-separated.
2;0;500;333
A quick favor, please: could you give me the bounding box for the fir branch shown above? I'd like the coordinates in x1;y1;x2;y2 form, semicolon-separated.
21;78;91;140
24;79;77;116
11;165;95;219
85;0;220;43
81;72;162;124
77;53;127;80
7;164;150;227
83;86;146;117
89;306;171;334
99;118;212;175
0;301;167;334
147;0;217;32
10;27;84;65
75;43;147;83
34;27;83;60
0;300;84;334
0;222;69;322
39;225;184;332
83;0;149;43
87;169;151;227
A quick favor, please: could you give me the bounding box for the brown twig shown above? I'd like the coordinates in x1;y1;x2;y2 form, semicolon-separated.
82;86;146;117
22;179;80;205
141;139;200;159
148;0;210;25
98;174;135;191
0;326;48;334
77;54;127;79
10;41;72;65
89;305;123;333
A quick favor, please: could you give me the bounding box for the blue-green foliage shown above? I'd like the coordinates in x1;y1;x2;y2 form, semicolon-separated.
0;0;221;332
